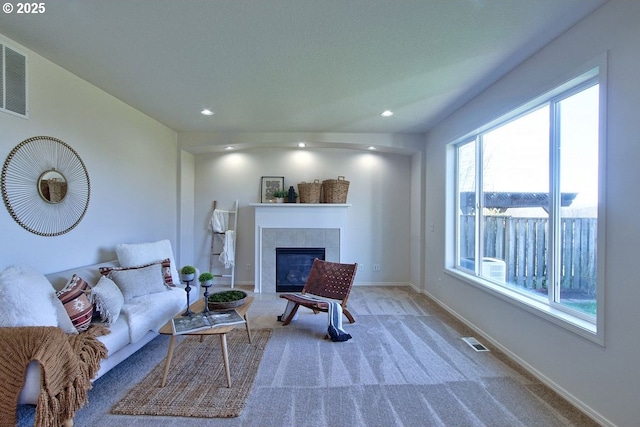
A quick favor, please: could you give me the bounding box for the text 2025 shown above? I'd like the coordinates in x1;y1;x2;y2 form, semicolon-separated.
17;3;45;13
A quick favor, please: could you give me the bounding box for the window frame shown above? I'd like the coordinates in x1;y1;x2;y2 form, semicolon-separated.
446;62;606;345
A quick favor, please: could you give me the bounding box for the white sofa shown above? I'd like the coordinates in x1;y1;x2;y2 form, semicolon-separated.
0;240;191;405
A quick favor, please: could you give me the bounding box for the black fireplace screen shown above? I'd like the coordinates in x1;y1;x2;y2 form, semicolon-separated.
275;247;325;292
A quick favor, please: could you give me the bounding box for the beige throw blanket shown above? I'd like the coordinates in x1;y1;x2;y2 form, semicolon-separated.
0;325;108;427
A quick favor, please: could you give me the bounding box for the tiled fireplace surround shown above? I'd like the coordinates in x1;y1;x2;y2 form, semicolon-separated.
251;203;350;293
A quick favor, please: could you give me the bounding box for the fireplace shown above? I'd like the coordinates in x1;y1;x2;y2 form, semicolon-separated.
275;247;325;292
252;203;350;293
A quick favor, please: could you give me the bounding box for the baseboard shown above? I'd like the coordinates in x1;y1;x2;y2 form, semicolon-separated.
353;281;412;287
234;281;254;287
422;289;615;427
237;281;414;290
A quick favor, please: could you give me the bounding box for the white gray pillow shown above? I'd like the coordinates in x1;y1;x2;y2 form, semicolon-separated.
115;239;180;285
108;262;168;301
90;276;125;325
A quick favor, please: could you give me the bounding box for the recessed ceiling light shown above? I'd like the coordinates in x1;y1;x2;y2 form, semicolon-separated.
201;108;214;116
224;146;234;150
297;142;306;148
367;146;377;150
381;110;394;117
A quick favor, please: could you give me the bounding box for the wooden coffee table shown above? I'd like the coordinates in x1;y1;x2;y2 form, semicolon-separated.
158;296;253;388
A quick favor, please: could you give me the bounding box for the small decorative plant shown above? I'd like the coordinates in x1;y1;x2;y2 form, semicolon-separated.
273;190;288;203
181;265;196;275
198;272;214;283
198;272;215;312
180;265;196;282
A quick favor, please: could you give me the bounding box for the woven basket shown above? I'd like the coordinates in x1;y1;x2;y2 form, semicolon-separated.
322;176;350;203
298;180;322;203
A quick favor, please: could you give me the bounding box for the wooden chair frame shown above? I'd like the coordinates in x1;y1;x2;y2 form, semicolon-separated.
279;258;358;326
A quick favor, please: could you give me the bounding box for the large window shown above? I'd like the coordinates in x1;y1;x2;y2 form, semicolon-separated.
452;69;602;335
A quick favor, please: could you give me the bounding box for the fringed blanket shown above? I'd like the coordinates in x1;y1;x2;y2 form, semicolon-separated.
280;297;352;342
326;301;352;342
0;325;108;427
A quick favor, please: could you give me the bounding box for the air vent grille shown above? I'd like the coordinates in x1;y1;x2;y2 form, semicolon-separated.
1;43;28;117
0;46;4;109
462;337;490;352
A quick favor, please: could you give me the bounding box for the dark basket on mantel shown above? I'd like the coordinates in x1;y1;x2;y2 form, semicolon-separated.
298;180;322;203
322;176;349;203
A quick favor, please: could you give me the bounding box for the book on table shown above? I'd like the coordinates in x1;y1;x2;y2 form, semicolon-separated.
171;309;245;335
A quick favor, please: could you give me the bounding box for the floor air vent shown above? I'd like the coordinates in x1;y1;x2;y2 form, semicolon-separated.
462;337;490;352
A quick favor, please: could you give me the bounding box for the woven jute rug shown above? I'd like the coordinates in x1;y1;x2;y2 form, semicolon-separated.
111;329;271;418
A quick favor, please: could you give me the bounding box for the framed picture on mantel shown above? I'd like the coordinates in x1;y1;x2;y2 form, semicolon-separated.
260;176;284;203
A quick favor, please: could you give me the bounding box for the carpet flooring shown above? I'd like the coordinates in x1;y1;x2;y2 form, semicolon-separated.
16;286;598;427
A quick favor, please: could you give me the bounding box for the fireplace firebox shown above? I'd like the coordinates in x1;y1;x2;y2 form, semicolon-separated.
275;247;325;292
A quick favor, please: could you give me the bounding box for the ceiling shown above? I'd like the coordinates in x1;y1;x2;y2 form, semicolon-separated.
0;0;606;137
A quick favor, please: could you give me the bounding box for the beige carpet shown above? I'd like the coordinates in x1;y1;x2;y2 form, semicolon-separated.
17;288;595;426
111;329;271;418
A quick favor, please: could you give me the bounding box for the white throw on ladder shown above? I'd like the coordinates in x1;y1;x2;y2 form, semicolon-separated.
208;200;238;287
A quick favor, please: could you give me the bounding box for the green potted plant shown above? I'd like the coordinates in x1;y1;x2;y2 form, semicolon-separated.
273;190;288;203
180;265;196;282
207;289;248;310
198;272;214;287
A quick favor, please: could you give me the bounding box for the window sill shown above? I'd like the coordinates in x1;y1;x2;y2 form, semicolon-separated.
444;268;603;346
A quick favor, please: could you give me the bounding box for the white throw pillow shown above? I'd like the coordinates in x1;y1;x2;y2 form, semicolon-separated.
116;239;180;285
90;276;124;325
0;265;58;327
108;262;168;301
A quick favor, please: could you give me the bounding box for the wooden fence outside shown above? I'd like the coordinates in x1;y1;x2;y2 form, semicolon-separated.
460;215;597;296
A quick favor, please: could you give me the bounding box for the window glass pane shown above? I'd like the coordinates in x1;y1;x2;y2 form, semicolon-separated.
481;107;549;295
558;85;599;316
458;141;476;271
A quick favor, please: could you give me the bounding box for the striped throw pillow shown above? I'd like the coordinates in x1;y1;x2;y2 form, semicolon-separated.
56;274;94;332
99;258;174;287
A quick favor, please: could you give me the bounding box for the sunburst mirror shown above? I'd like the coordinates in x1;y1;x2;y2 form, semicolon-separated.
1;136;90;236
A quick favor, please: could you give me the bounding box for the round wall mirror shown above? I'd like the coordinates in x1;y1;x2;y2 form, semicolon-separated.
38;169;68;203
1;136;90;236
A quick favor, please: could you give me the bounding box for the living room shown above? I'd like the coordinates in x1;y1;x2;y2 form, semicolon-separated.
1;1;639;426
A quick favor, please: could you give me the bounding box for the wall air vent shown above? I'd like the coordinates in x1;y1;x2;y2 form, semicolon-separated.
0;43;28;118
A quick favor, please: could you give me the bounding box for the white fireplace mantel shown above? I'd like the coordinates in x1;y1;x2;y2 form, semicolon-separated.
250;203;350;228
251;203;351;292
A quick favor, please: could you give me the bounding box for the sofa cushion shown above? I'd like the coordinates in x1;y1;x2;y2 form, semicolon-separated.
0;265;58;327
96;315;130;356
115;240;180;285
56;274;94;332
90;276;124;325
105;262;169;301
120;287;186;343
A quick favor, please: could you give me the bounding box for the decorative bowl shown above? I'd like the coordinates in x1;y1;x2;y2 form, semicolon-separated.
207;290;247;310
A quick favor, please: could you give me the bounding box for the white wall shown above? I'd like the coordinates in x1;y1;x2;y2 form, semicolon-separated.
0;33;179;274
178;150;196;266
424;2;639;426
410;150;425;292
191;147;413;285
